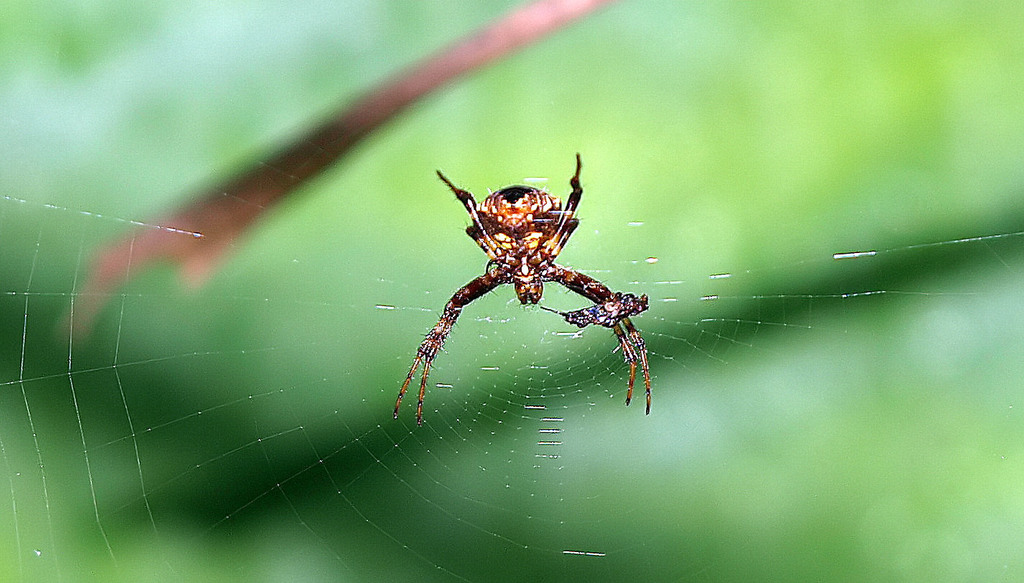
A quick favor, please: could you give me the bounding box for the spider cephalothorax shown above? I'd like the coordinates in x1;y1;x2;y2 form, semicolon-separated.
395;154;650;425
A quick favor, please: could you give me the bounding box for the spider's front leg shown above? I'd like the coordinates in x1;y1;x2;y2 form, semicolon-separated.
545;266;653;414
541;292;648;329
396;306;456;425
396;272;503;425
614;317;651;413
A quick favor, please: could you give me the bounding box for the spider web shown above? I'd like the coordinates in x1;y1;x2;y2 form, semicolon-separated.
4;186;1024;581
5;1;1024;581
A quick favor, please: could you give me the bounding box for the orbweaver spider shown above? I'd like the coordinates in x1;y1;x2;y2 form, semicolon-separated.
395;154;650;425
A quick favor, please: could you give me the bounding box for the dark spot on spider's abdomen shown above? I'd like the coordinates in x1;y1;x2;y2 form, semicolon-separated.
497;186;534;203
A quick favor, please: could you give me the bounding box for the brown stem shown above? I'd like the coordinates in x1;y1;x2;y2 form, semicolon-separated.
75;0;620;329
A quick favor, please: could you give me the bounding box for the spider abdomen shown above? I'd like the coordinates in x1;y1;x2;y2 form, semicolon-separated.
477;191;561;251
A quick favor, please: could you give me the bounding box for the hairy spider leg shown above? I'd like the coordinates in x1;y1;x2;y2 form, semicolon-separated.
610;320;637;404
395;271;505;425
616;318;652;413
436;170;500;258
544;305;650;413
546;265;651;413
547;153;584;257
393;355;433;426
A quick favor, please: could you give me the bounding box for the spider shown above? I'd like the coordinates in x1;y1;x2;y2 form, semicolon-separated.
394;154;650;425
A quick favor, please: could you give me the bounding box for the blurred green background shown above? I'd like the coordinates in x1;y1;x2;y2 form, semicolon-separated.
3;0;1024;581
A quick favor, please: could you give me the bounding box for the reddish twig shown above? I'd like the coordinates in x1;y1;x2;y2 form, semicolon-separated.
75;0;619;329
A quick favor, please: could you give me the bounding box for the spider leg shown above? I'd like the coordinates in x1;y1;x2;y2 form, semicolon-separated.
436;170;499;255
436;170;479;219
394;355;424;421
546;264;652;414
614;317;647;413
416;359;432;425
548;154;583;256
395;271;505;425
610;321;635;402
567;152;583;211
